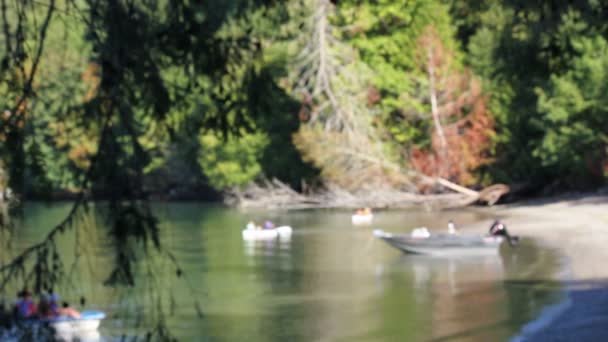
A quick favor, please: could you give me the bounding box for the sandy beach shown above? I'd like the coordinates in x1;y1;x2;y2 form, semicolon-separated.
476;194;608;341
497;194;608;280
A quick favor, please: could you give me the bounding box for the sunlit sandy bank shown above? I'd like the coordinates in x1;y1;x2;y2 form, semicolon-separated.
468;194;608;341
493;195;608;281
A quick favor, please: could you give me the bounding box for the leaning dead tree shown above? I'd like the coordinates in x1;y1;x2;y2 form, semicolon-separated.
411;27;495;186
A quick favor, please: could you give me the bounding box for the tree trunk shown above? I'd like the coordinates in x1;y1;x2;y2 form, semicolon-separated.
426;45;448;177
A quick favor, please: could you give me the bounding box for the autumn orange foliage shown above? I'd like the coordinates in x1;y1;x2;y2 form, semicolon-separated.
410;27;494;187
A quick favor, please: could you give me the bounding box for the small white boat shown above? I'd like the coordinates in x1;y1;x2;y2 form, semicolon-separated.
242;226;293;240
6;310;106;341
351;213;373;225
49;310;106;334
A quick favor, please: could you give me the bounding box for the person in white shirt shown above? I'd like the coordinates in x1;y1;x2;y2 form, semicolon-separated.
448;220;457;234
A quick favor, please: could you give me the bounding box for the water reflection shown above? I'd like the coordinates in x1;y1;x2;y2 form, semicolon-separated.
370;238;565;342
381;255;506;292
243;236;292;257
371;254;506;341
243;236;293;274
55;329;100;342
2;204;567;341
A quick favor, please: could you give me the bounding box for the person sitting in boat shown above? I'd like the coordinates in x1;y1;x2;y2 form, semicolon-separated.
14;289;37;319
32;293;61;319
58;302;81;319
46;293;60;317
264;220;275;230
448;220;458;234
37;294;54;319
246;221;256;231
355;208;372;216
489;219;518;246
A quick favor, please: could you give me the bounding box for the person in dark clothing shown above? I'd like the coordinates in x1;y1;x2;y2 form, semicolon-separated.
489;220;509;236
14;289;36;319
38;293;60;318
489;220;518;245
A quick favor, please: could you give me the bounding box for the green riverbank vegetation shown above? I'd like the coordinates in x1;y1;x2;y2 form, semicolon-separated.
2;1;607;205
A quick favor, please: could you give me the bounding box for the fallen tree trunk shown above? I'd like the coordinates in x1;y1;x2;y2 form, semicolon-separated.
227;178;510;209
436;178;479;197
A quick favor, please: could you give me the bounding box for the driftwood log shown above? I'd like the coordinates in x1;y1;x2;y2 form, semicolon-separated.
228;178;510;209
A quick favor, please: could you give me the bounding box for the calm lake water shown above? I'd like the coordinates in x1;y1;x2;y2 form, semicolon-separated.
5;202;566;341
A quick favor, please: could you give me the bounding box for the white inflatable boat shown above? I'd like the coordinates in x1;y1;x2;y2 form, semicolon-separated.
242;226;293;240
351;213;373;225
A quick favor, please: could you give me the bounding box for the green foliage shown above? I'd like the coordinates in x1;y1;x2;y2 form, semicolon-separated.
5;0;608;197
0;0;311;196
454;0;608;187
336;0;459;160
198;130;269;189
534;36;608;184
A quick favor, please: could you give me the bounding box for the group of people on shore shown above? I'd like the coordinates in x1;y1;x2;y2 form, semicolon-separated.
12;289;80;320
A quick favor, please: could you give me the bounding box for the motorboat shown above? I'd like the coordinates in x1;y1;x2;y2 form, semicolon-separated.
373;229;514;256
242;225;293;240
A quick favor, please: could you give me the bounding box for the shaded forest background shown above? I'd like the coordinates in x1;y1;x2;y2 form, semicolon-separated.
2;0;608;202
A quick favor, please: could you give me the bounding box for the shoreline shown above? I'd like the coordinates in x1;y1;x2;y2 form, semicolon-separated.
481;194;608;341
496;194;608;280
22;186;608;206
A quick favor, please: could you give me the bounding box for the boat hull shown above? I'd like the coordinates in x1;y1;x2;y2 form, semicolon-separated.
51;317;101;333
352;214;373;225
374;230;506;256
242;226;292;240
4;311;106;341
48;310;105;333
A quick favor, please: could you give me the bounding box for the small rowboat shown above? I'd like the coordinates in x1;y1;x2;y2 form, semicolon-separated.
242;226;293;240
48;310;106;335
373;229;512;256
7;311;106;341
352;214;373;225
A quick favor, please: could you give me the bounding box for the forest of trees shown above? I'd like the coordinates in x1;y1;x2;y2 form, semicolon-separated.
1;0;608;202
